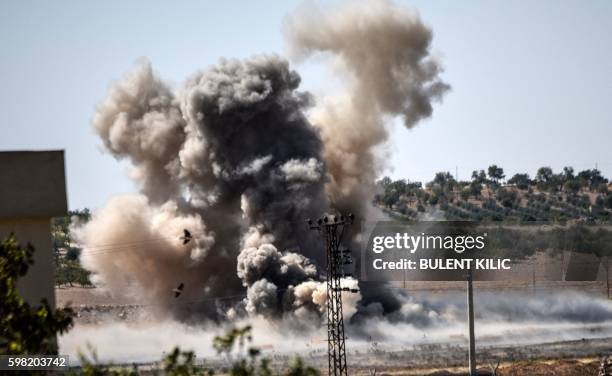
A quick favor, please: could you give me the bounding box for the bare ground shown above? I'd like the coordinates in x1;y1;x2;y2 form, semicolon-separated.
56;286;135;307
55;285;612;374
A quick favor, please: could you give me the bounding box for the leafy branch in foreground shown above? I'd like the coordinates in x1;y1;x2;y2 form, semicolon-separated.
1;233;316;374
72;325;317;375
0;234;74;355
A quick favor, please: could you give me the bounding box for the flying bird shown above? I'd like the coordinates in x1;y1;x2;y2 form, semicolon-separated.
180;229;192;245
173;282;184;298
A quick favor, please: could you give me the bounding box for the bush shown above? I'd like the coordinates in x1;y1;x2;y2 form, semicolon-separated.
56;260;92;287
0;234;74;354
598;183;609;194
495;188;518;208
428;195;439;205
213;325;319;376
605;193;612;209
65;247;81;261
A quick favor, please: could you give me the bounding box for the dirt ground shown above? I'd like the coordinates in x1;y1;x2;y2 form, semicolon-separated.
350;358;602;375
56;286;135;307
55;281;608;308
430;359;600;376
56;286;611;375
493;359;600;376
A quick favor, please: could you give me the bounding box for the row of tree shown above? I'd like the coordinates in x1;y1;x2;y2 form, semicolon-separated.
507;166;609;194
375;165;612;217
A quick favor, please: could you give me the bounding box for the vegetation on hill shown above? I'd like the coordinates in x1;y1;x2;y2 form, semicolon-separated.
375;165;612;223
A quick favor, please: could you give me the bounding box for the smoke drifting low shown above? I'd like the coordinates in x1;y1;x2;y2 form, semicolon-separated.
60;291;612;363
77;0;448;324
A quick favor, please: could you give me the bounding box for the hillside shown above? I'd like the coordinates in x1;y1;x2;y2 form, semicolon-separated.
375;166;612;223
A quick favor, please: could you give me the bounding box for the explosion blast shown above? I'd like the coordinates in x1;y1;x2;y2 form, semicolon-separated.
76;0;449;324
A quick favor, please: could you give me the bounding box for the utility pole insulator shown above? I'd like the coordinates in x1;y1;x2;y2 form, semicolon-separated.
307;213;355;376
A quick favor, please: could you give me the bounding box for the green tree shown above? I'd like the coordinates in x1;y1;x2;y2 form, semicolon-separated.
468;180;482;198
471;170;488;185
51;208;90;252
56;259;92;287
0;234;74;354
378;176;392;189
52;208;92;287
562;166;575;182
65;247;80;261
70;208;92;222
487;165;505;185
577;169;608;190
428;195;439;205
604;193;612;209
508;173;532;190
381;190;400;208
536;167;554;191
389;179;408;195
430;172;456;192
495;188;518;208
564;179;582;196
597;183;609;194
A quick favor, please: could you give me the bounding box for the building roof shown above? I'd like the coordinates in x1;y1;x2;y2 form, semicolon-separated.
0;150;68;219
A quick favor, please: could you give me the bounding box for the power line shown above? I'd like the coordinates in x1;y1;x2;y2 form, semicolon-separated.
59;279;611;312
308;214;356;376
74;235;180;250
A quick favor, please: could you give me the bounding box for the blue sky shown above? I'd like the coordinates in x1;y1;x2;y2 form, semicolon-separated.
1;0;611;210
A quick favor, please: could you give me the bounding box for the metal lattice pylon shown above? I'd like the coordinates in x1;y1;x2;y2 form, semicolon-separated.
308;214;356;376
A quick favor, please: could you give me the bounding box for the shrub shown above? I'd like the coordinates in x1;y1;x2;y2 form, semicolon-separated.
0;234;74;354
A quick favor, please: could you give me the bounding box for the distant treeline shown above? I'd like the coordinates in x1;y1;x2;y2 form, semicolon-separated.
52;208;92;287
484;223;612;260
375;165;612;223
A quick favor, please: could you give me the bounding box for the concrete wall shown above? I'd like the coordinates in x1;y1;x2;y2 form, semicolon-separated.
0;150;68;309
0;150;67;219
0;218;57;309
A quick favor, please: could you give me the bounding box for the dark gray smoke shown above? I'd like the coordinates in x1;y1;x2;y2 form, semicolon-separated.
82;55;329;320
78;0;448;323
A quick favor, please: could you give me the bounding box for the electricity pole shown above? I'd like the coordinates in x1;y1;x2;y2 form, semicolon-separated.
467;268;476;376
308;214;356;376
606;257;610;300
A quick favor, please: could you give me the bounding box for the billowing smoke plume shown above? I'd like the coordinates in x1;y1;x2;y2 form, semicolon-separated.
81;55;332;320
285;0;449;215
78;0;448;323
284;0;449;313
